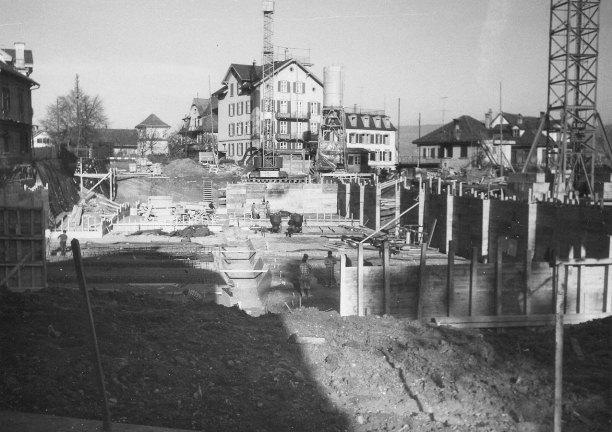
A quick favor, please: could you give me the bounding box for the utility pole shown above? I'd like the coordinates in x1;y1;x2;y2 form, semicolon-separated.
75;74;81;151
417;112;421;167
396;98;400;168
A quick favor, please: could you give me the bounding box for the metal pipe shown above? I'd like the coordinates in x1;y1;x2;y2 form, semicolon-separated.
71;239;112;431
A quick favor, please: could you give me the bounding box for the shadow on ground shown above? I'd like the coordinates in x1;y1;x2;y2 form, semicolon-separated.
1;247;352;431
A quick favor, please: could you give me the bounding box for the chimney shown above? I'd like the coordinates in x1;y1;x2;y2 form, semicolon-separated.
484;108;492;129
517;113;523;126
14;42;25;70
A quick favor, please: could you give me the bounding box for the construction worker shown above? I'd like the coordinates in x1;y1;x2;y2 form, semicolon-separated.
324;250;337;288
58;230;68;256
298;253;313;298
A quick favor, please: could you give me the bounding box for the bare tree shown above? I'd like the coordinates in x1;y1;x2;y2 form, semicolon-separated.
41;75;107;151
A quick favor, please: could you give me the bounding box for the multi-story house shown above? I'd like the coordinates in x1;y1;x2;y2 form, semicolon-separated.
214;59;323;175
179;97;218;150
135;114;171;156
484;110;551;170
413;115;489;171
0;47;37;177
344;109;398;173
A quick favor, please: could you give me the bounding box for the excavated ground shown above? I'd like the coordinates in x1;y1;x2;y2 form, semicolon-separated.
1;240;610;432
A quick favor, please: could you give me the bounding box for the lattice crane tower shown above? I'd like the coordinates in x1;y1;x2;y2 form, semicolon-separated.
546;0;612;196
261;0;277;169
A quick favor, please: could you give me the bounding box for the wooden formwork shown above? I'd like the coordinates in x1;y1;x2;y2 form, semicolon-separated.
0;204;47;291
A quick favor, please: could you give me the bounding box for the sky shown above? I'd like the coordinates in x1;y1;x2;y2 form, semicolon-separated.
2;0;612;130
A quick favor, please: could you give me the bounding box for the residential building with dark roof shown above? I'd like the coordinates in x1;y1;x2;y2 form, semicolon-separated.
344;108;398;172
0;50;38;176
484;110;551;170
214;59;323;175
135;114;171;156
0;42;34;76
95;128;139;158
413;115;489;171
179;97;218;151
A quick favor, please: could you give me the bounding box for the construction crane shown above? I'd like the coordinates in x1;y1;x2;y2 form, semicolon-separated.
522;0;612;197
258;0;279;177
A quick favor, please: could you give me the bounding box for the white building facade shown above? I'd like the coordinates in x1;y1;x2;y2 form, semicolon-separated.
345;111;398;172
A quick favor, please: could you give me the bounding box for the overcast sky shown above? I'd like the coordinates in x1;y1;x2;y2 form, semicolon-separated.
2;0;612;129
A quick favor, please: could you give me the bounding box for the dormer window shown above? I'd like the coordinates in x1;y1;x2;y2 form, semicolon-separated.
373;116;381;128
362;116;370;128
454;123;461;140
349;115;357;127
382;117;390;128
512;126;519;137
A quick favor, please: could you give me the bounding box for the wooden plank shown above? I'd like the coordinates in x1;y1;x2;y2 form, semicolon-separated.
447;240;455;317
604;265;609;313
495;237;503;315
358;243;364;316
417;236;427;319
432;312;611;328
524;249;533;315
469;246;478;316
383;241;391;315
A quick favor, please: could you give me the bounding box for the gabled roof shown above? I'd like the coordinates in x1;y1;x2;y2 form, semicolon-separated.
95;128;139;148
345;113;397;132
0;48;34;65
135;114;170;129
0;59;38;85
491;112;552;147
192;98;217;116
219;59;323;91
414;115;488;145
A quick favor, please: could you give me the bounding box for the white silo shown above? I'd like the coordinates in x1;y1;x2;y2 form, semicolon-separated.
323;65;343;107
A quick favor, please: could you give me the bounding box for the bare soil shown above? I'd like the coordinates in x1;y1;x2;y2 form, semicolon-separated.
1;243;610;432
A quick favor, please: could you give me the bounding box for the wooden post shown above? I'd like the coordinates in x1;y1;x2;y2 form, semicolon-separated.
383;241;391;315
359;185;365;226
445;191;454;253
375;185;381;231
417;236;428;319
394;182;401;237
357;243;364;316
553;257;564;432
495;236;504;315
437;177;442;194
446;240;455;317
469;246;478;316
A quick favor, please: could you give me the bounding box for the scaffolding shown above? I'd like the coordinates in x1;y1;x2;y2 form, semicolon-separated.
261;1;277;171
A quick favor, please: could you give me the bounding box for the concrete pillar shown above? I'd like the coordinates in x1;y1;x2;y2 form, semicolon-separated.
394;182;401;236
418;185;425;241
345;184;350;217
375;186;381;231
527;202;537;254
359;185;365;225
445;190;454;253
482;199;490;260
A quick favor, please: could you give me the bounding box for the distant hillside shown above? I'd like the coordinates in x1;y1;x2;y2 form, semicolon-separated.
398;124;440;158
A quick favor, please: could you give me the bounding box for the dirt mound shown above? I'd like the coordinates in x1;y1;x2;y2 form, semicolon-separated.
162;159;207;178
1;288;609;431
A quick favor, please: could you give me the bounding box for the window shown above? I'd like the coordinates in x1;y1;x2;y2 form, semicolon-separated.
296;122;305;134
279;121;288;134
369;134;375;144
373;116;381;128
245;121;251;135
438;147;444;158
348;133;355;143
430;148;435;158
293;81;305;94
237;102;243;116
279;80;288;92
460;146;468;158
422;148;427;158
348;155;354;165
237;122;243;136
228;103;235;117
383;134;389;144
512;126;519;137
230;83;234;97
228;143;234;156
446;147;453;157
383;117;390;128
363;116;370;128
245;100;251;113
296;101;303;115
310;121;318;134
295;142;303;149
279;142;288;149
279;100;288;113
1;87;9;114
353;155;361;164
237;142;244;156
310;102;318;115
18;90;24;121
229;123;235;136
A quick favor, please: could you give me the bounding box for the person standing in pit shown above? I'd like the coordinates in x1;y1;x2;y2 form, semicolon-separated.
298;253;313;298
58;230;68;256
324;250;337;288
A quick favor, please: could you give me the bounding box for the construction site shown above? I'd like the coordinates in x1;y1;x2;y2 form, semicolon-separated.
1;1;611;432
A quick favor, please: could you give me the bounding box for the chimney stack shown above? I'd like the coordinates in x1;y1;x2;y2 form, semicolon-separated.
517;113;523;126
14;42;25;70
484;108;493;129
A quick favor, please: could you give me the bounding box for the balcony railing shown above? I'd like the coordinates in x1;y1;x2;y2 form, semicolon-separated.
275;111;310;120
